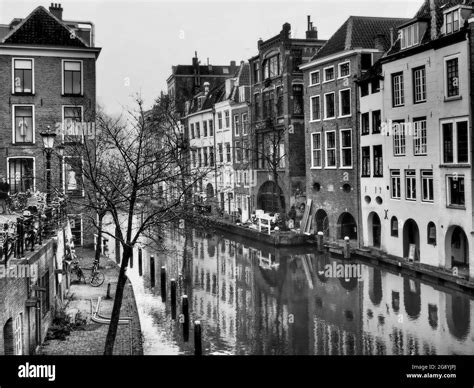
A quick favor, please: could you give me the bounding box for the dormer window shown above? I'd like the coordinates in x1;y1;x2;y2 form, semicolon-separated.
400;23;419;50
445;9;460;34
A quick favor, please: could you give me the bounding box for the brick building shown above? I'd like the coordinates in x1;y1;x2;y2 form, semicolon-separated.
0;4;101;246
249;17;326;219
301;16;408;244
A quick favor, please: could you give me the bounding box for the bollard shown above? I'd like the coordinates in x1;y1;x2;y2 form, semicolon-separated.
160;266;167;302
150;256;155;288
182;295;189;342
170;279;177;319
317;231;324;252
194;320;202;355
138;248;143;276
130;251;133;269
106;283;111;299
344;236;351;259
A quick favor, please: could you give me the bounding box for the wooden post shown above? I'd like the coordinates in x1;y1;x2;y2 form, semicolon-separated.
317;231;324;252
170;279;177;319
150;256;155;288
344;236;351;259
130;250;134;268
194;320;202;355
182;295;189;342
138;248;143;276
106;283;111;299
160;266;167;302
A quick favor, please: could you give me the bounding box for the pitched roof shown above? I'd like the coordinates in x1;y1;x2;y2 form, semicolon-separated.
312;16;410;60
1;6;88;47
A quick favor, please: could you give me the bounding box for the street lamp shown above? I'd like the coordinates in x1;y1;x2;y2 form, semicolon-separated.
40;126;57;205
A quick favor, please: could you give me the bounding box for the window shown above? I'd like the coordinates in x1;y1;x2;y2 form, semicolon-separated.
63;106;83;143
63;60;82;95
64;156;84;196
203;147;208;166
427;222;436;245
445;9;460;34
361;53;372;70
235;141;242;163
340;129;352;168
447;175;465;207
339;89;351;117
254;94;260;119
218;143;223;163
242;114;248;135
413;118;427;155
372;110;381;134
361;112;370;135
310;70;320;85
361;147;370;177
198;148;202;167
324;66;335;82
400;23;419;49
293;85;303;115
225;111;230;128
393;121;406;156
391;170;401;199
203;121;208;137
190;123;195;139
413;66;426;103
226;143;231;162
276;86;283;116
12;105;34;143
391;216;399;237
324;92;335;119
218;112;223;129
392;72;404;106
253;61;260;83
243;140;249;163
234;115;240;136
196;122;200;138
14;313;23;355
8;158;34;193
13;58;33;94
360;82;369;97
373;145;383;177
69;214;83;246
263;54;280;79
263;90;274;118
191;150;196;167
405;170;416;200
442;120;469;163
421;170;433;202
371;79;380;93
310;95;320;121
445;57;459;98
209;120;214;136
338;62;350;78
39;271;50;317
325;131;336;168
311;133;322;168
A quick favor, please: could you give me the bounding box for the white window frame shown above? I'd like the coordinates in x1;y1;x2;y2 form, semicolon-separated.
393;121;406;156
63;155;85;197
217;112;223;130
234;114;240;137
413;66;426;103
444;8;460;35
441;117;470;164
12;57;35;94
325;130;336;169
310;95;321;122
6;156;36;192
392;72;404;107
323;66;335;83
400;23;419;50
338;61;350;79
390;170;401;199
311;132;322;169
413;118;427;155
446;174;465;208
444;54;460;99
310;70;320;86
242;113;248;135
62;105;84;143
421;170;434;203
68;213;84;246
324;92;335;120
339;129;352;169
11;104;35;144
61;59;83;96
14;313;23;355
225;110;230;128
338;88;351;118
405;170;417;201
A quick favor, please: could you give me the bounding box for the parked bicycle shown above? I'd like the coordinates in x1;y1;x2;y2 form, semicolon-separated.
70;251;105;287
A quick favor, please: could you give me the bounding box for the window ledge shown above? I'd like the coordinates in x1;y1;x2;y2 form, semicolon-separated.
62;94;83;97
444;95;462;102
12;92;35;96
440;163;470;168
446;205;466;210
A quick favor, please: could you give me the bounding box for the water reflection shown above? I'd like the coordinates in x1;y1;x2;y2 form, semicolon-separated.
105;226;474;355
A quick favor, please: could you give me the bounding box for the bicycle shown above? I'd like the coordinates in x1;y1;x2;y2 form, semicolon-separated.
70;251;105;287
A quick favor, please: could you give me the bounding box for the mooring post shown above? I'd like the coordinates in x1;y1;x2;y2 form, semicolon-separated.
344;236;351;259
182;295;189;342
160;266;167;302
317;231;324;252
106;283;111;299
194;320;202;355
138;248;143;276
150;256;155;288
170;279;177;319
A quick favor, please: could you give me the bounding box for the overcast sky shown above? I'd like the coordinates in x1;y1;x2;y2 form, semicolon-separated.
0;0;421;114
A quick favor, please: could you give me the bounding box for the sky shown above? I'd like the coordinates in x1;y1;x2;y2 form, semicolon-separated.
0;0;422;114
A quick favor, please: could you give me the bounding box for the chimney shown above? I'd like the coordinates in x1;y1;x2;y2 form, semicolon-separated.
203;82;210;96
225;78;234;98
281;23;291;40
374;33;385;52
389;27;394;45
49;3;63;20
192;51;199;68
306;15;319;39
430;0;437;40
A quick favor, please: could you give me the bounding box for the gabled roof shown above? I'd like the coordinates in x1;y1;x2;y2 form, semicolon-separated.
312;16;410;60
1;6;88;47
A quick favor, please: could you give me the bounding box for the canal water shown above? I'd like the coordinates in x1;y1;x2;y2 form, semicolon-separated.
109;226;474;355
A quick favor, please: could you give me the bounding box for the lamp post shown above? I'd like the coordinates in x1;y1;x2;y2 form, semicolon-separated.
39;126;57;205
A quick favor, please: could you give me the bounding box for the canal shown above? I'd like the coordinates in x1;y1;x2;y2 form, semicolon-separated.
107;225;474;355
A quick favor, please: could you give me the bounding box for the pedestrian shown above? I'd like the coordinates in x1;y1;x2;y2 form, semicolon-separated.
0;175;11;214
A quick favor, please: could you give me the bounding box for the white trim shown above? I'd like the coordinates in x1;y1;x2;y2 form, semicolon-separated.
61;59;83;96
440;117;470;164
323;92;336;120
339;128;353;169
337;61;351;79
323;65;335;83
11;57;35;95
310;132;322;169
310;95;321;122
338;88;351;118
446;174;465;207
309;70;320;86
443;54;461;99
0;46;100;58
61;105;84;143
63;155;85;197
325;130;337;168
11;104;35;144
6;156;36;192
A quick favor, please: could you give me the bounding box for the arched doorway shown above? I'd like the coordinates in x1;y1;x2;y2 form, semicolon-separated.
368;212;381;248
446;293;470;340
445;226;469;270
315;209;329;237
337;212;357;240
403;277;421;320
403;219;420;260
257;181;285;213
3;318;14;355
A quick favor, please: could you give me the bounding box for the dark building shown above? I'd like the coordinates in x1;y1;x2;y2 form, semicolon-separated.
248;16;326;218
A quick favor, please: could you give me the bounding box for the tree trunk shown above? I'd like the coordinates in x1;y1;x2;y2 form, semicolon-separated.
104;245;132;355
94;213;103;264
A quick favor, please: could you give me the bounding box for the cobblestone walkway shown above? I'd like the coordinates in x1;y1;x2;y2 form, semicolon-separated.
38;248;143;355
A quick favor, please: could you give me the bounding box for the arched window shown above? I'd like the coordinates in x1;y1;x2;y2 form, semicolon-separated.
391;216;399;237
427;222;436;245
